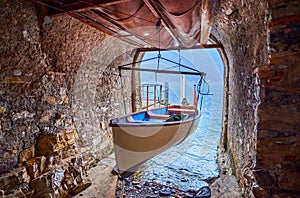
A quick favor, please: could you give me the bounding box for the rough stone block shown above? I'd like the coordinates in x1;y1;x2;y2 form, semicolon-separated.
254;66;274;79
19;146;35;163
30;172;55;197
3;189;26;198
38;156;47;173
26;158;40;179
2;150;18;159
65;129;79;145
61;95;69;104
0;166;30;194
277;160;300;191
42;95;58;105
55;129;79;152
40;111;52;123
252;186;270;198
69;182;91;196
36;134;58;156
46;155;62;169
0;106;6;113
273;192;300;198
253;169;275;188
25;156;47;177
2;76;25;84
12;111;35;121
210;175;242;198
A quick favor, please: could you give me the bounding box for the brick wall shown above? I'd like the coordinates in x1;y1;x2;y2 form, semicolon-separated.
213;0;300;197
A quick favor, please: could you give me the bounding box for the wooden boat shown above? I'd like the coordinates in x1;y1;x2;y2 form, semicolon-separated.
109;105;200;177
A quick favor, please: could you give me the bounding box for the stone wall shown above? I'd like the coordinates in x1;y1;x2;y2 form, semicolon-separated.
212;0;268;196
253;0;300;197
41;13;134;163
0;0;134;197
213;0;300;197
0;0;47;175
1;0;299;197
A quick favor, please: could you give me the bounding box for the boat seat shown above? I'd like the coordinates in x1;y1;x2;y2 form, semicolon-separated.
126;116;149;123
168;108;195;115
146;111;169;120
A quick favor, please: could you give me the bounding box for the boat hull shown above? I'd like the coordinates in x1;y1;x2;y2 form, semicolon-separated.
110;105;200;177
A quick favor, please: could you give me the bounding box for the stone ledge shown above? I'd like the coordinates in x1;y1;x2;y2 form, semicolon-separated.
73;153;117;198
210;175;242;198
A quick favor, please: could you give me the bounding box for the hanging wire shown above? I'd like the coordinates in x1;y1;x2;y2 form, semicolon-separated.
76;0;155;23
178;46;181;71
155;19;162;84
198;77;211;110
34;0;155;24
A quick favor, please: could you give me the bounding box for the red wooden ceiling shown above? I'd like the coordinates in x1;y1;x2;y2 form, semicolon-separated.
34;0;217;49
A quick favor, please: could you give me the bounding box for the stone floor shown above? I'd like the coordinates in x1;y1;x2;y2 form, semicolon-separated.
73;154;118;198
73;154;242;198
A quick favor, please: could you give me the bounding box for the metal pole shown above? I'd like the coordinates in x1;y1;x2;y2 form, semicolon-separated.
154;85;157;107
180;74;185;101
164;82;169;106
146;86;149;110
118;66;205;76
159;84;162;106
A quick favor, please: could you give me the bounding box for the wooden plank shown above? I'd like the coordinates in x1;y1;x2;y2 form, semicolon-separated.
68;11;145;47
200;0;217;44
136;43;221;52
143;0;180;45
268;0;299;8
88;9;161;48
44;0;132;16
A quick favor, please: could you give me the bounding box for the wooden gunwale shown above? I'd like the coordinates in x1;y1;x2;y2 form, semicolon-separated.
109;105;200;127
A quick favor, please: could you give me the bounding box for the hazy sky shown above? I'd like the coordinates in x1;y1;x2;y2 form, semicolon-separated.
140;49;224;104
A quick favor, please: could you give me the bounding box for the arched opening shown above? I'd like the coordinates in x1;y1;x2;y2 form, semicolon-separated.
127;47;226;191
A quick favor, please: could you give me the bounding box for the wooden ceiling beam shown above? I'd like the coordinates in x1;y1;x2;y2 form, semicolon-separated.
200;0;217;44
69;11;145;47
35;0;131;16
90;9;160;48
137;43;222;52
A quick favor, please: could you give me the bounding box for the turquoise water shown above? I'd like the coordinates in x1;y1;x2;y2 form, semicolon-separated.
138;49;224;191
137;82;223;191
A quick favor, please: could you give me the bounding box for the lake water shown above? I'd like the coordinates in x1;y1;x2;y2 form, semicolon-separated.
137;81;223;191
137;49;224;192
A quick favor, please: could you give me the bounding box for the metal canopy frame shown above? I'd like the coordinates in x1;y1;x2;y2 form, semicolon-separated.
118;54;206;77
119;66;205;76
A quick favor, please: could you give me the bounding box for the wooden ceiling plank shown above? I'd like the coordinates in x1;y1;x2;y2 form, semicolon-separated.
89;9;158;47
200;0;217;45
38;0;131;16
69;11;145;47
137;43;222;52
143;0;180;46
